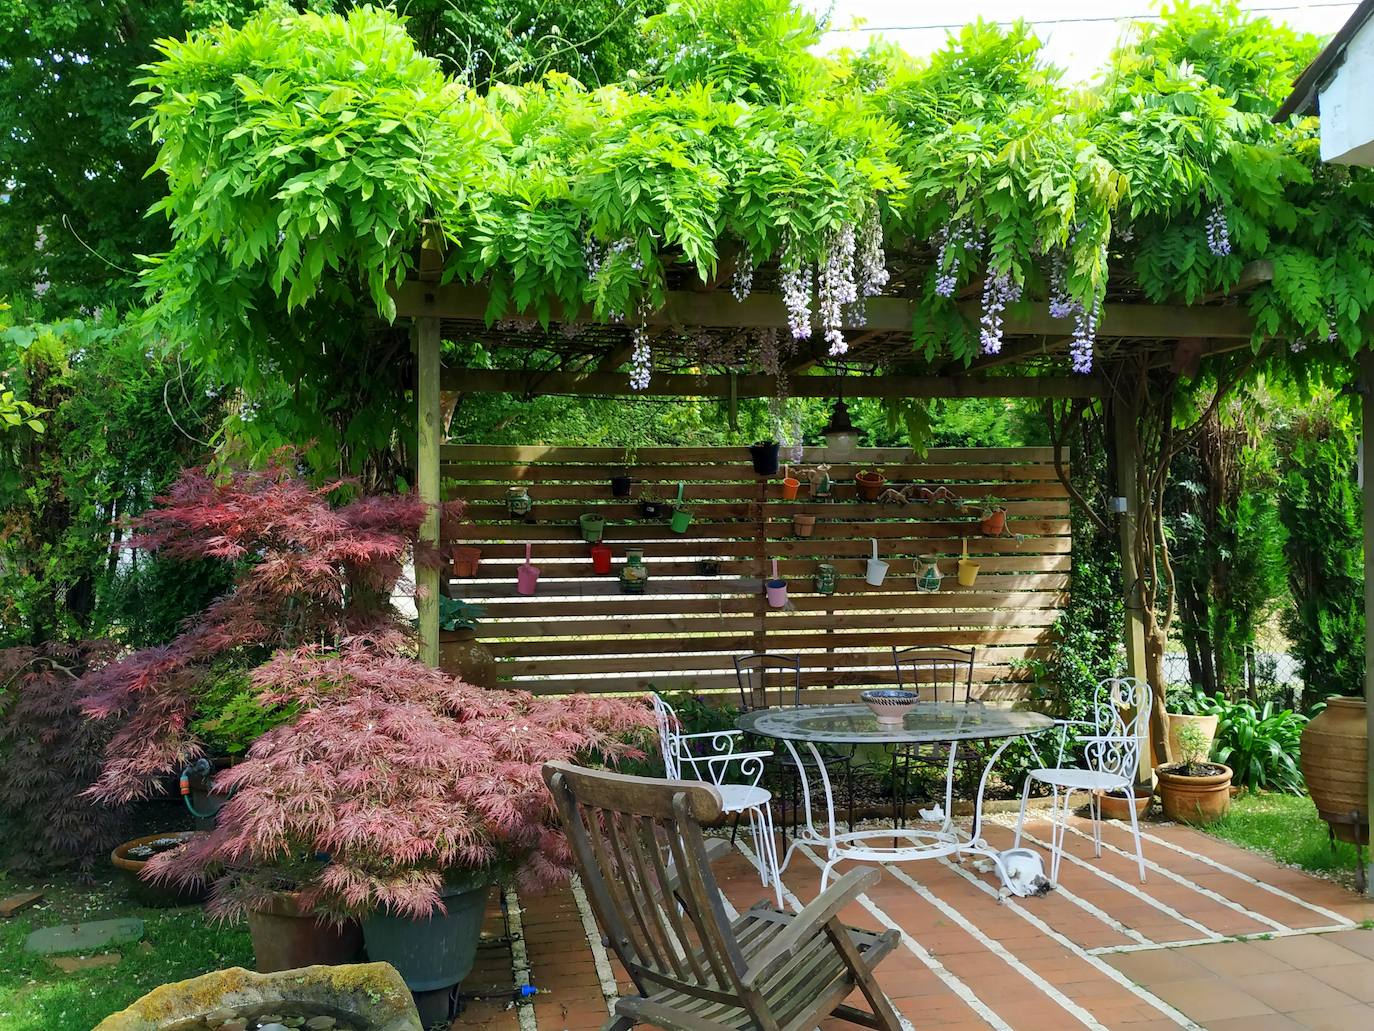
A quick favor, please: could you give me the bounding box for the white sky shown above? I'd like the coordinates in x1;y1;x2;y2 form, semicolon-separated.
804;0;1358;81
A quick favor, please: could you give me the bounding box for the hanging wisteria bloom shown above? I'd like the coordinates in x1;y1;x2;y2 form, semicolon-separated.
818;223;858;356
857;210;889;297
779;232;813;340
1327;304;1339;343
933;219;983;297
1047;248;1074;320
629;301;653;391
1205;202;1231;257
979;270;1022;355
731;260;755;302
1069;300;1099;374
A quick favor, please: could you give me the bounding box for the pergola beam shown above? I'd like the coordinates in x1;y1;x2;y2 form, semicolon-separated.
439;367;1104;398
392;282;1259;340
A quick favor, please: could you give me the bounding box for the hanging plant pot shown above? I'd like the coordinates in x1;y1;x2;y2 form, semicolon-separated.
506;485;533;519
916;556;943;593
856;470;886;502
749;441;781;476
590;542;613;574
781;464;800;500
815;562;837;596
620;548;648;594
698;559;720;576
980;506;1007;536
865;538;889;586
955;538;979;587
793;513;816;537
610;475;633;497
451;545;481;578
517;543;540;596
765;558;788;608
669;482;692;532
579;512;606;543
641;498;669;519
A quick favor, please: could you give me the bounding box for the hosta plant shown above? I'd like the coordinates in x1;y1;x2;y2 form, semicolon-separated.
147;642;653;920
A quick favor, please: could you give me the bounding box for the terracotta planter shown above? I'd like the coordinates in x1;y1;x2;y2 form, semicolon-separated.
856;471;886;502
1167;713;1219;762
1301;696;1369;843
450;546;481;578
1094;789;1151;822
439;628;496;689
793;513;816;537
111;833;209;908
1156;763;1233;825
246;891;364;973
980;507;1007;536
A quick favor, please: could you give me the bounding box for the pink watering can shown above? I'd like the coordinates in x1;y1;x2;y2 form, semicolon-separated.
765;558;788;608
517;542;540;596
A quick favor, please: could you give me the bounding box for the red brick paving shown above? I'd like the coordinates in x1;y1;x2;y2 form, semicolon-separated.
458;813;1374;1030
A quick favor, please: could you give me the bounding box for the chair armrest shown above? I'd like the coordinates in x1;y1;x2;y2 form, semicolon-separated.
678;729;742;742
741;867;880;988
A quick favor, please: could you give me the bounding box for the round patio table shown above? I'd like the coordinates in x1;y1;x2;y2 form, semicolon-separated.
737;702;1054;890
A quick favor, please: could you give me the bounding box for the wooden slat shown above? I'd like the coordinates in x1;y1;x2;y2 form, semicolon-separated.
446;482;1072;501
442;463;1065;482
457;500;1072;520
476;591;1069;617
488;629;1054;659
441;445;1068;464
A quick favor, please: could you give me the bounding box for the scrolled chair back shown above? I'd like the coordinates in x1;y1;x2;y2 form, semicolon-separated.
1084;676;1151;780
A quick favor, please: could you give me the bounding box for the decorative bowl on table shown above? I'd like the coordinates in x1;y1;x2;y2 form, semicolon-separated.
861;689;918;725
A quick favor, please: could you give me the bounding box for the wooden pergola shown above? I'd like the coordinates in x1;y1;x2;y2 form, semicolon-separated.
397;250;1284;781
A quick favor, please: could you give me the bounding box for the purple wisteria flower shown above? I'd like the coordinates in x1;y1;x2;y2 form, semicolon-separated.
1205;203;1231;257
819;224;858;356
933;219;983;297
1069;301;1099;374
979;270;1022;355
731;261;755;302
1048;248;1074;319
780;233;813;340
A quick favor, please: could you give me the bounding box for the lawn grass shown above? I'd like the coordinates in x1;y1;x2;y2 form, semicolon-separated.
1204;791;1364;886
0;871;251;1031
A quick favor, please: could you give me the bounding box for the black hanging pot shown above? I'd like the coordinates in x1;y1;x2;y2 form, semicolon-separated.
610;475;633;497
749;441;781;476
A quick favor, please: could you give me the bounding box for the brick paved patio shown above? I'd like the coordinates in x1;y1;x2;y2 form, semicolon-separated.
456;813;1374;1031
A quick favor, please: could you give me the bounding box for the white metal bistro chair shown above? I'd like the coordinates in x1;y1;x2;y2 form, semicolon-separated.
1013;676;1150;885
650;692;784;907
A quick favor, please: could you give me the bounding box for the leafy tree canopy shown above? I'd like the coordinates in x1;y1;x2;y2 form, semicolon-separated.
131;1;1374;459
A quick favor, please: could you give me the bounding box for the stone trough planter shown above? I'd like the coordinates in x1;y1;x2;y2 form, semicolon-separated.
93;962;422;1031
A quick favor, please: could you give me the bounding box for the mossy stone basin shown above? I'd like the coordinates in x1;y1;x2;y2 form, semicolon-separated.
93;962;422;1031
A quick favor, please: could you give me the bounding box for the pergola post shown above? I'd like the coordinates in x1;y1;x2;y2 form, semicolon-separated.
416;315;442;668
1361;349;1374;894
1113;391;1151;783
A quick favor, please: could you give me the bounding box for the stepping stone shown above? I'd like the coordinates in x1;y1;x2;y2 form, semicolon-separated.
50;952;122;972
0;891;43;917
23;918;143;956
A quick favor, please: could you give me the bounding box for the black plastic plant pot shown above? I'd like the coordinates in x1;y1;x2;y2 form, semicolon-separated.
749;442;781;476
642;500;671;519
610;475;633;497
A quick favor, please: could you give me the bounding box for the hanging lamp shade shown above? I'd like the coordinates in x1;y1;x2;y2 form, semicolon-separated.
821;397;860;460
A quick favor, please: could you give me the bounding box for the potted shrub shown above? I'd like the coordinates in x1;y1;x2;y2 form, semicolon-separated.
1156;722;1233;824
980;497;1008;536
856;469;886;501
145;643;653;1025
437;597;495;689
749;440;781;476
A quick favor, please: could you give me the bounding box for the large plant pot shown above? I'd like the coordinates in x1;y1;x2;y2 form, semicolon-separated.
1301;696;1369;844
112;833;209;908
93;962;421;1031
439;629;496;689
1094;788;1151;822
1157;764;1233;825
362;875;493;996
1167;713;1219;762
247;891;363;973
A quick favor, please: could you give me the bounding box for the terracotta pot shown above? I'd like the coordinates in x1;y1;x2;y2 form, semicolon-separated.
450;546;481;578
246;891;364;973
793;513;816;537
980;508;1007;536
856;471;886;502
111;833;209;908
1167;713;1219;762
1156;763;1233;825
1301;696;1369;843
439;628;496;689
1094;789;1151;822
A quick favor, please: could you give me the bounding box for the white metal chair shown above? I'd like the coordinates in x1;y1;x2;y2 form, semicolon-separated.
651;692;784;907
1013;676;1150;885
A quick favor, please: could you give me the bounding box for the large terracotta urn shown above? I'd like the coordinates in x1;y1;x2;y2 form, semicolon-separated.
1300;696;1369;844
1167;713;1219;762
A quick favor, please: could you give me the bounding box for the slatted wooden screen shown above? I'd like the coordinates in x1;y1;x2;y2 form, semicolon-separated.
442;446;1070;702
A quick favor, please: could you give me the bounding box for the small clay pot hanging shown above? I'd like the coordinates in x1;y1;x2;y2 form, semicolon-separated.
856;470;886;502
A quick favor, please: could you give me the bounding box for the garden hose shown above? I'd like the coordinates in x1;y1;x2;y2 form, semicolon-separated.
179;757;229;819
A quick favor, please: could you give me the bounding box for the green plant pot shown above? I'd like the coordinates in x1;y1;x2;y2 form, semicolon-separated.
579;513;606;543
361;873;493;994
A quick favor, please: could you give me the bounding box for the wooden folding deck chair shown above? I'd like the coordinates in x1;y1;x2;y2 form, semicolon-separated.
542;761;904;1031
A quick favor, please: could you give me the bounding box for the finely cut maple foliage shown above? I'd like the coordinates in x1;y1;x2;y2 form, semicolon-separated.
146;641;654;920
0;642;128;871
81;453;465;803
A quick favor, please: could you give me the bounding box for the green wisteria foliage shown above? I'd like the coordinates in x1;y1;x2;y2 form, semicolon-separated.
136;0;1373;408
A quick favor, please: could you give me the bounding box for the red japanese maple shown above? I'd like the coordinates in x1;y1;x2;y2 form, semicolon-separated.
146;641;652;919
81;453;465;803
